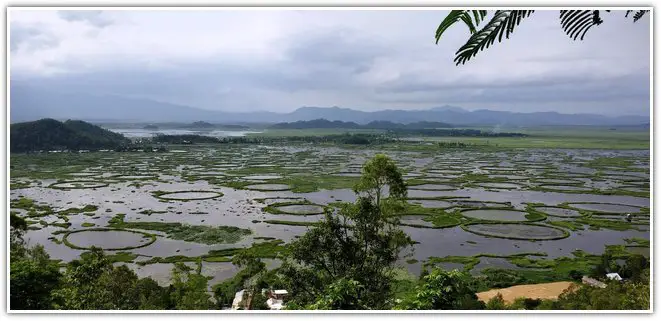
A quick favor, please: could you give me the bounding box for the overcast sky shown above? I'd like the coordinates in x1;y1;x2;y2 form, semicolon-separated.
9;9;651;116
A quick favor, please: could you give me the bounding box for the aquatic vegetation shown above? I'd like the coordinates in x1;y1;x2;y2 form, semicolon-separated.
48;181;109;190
107;214;251;245
151;190;223;201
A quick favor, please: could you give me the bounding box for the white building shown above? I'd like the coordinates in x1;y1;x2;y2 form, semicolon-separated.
606;273;623;281
231;290;245;310
266;289;288;310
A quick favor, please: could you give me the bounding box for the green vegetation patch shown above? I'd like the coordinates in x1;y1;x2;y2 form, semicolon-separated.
48;181;109;190
151;190;223;201
58;205;99;215
108;214;250;245
261;220;319;227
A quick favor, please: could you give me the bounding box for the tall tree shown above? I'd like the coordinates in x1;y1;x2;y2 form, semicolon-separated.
435;10;649;65
280;154;413;309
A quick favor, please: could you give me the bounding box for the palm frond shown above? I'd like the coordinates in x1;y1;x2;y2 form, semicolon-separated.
633;10;649;22
453;10;534;65
560;10;603;41
435;10;488;44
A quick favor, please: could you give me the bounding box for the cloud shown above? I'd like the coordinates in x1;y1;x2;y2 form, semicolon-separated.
8;9;651;116
57;10;114;28
10;24;60;53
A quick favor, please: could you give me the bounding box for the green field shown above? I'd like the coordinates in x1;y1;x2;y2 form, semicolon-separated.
252;126;649;149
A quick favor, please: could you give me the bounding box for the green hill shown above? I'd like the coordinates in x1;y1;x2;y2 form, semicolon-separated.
10;118;130;153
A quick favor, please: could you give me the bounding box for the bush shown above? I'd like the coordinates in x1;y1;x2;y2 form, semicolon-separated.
485;293;507;310
569;270;583;281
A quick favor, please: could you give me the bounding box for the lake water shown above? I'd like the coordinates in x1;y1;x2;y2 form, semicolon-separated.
107;128;262;138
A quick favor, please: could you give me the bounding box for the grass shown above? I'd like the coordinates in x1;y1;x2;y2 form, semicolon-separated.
108;214;251;245
81;222;96;227
402;126;649;150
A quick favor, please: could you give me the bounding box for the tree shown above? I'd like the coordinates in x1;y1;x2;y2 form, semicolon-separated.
279;154;413;309
10;245;62;310
53;248;140;310
618;254;649;282
396;268;484;310
354;153;407;207
169;261;214;310
435;10;649;65
552;269;650;310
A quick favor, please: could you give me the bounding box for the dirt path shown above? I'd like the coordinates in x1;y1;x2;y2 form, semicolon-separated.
476;281;575;304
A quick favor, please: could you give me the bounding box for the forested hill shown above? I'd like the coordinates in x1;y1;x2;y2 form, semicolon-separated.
270;119;454;129
10;119;130;153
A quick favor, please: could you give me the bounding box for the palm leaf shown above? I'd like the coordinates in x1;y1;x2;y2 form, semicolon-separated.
453;10;534;65
633;10;649;22
560;10;603;41
435;10;488;44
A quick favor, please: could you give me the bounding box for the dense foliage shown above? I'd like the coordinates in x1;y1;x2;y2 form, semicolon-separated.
10;118;130;153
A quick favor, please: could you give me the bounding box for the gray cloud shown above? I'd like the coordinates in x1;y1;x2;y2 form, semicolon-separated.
57;10;114;28
9;10;651;116
10;24;59;53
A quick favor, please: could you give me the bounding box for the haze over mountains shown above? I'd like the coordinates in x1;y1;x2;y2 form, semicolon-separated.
10;85;649;126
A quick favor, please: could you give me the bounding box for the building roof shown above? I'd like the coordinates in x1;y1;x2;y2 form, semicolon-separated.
273;289;288;295
606;273;623;281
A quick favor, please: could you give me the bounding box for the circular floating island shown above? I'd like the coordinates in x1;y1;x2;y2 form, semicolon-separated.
49;181;109;190
461;209;530;222
63;228;156;250
266;203;326;215
244;184;291;191
153;190;223;201
531;206;582;218
567;202;643;214
462;223;569;241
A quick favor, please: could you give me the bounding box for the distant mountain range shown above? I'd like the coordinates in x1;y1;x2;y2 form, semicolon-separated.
10;85;649;126
270;119;454;130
